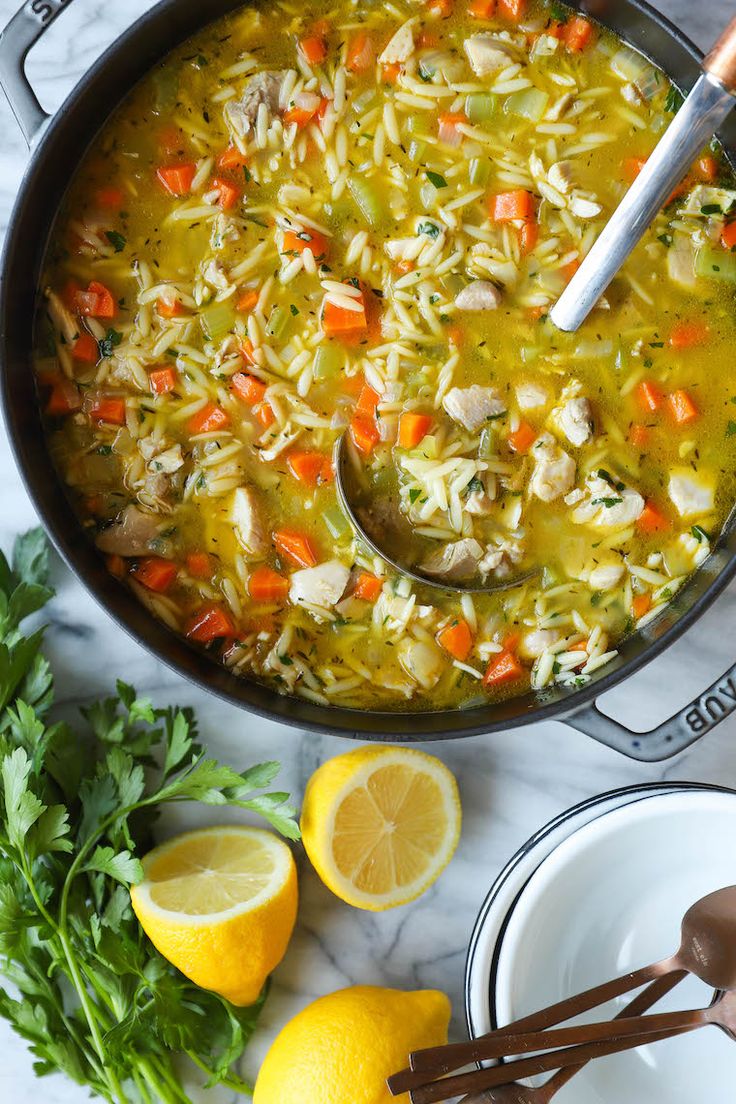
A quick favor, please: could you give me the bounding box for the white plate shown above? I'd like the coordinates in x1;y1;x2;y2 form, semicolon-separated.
464;782;709;1040
494;788;736;1104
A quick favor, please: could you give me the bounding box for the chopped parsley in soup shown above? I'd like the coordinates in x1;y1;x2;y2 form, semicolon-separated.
37;0;736;710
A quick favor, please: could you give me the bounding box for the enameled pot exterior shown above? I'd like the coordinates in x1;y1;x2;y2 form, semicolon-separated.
1;0;735;759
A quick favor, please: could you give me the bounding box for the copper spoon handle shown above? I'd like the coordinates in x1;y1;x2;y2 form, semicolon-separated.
405;955;677;1077
410;1025;699;1104
705;15;736;92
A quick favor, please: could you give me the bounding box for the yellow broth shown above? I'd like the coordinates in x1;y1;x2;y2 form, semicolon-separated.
37;0;736;710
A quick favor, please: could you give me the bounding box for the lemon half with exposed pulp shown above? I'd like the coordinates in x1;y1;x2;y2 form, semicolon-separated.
301;746;461;911
130;825;298;1005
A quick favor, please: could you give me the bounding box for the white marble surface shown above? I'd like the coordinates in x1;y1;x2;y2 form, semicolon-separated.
2;0;736;1100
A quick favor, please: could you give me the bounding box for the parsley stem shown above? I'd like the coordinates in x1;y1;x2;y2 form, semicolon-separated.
186;1051;254;1094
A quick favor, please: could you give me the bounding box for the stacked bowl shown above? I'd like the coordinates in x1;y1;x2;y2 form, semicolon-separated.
465;783;736;1104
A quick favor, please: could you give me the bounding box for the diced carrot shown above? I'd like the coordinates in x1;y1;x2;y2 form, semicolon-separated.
630;423;650;448
437;619;474;662
273;528;318;568
75;281;116;319
84;493;104;516
186;603;236;642
569;639;589;653
503;631;521;653
667;178;690;206
283;228;329;259
157;125;184;155
283;102;321;128
356;383;380;416
519;220;539;254
188;403;230;434
240;338;257;365
236;288;259;312
299;34;328;66
418;30;439;47
186;552;213;579
507;421;537;454
382;62;401;84
632;592;652;620
347;31;374;73
232;372;267;405
255;402;276;430
210;176;239;210
353;572;384;602
528;305;546;321
483;649;525;688
562;15;595;51
61;279;82;311
636;500;671;535
446;324;464;346
106;554;126;579
438;112;467;147
622;156;647;183
72;333;99;363
322;291;368;339
545;20;565;39
96;186;125;209
132;557;178;593
637;379;664;414
498;0;527;21
46;379;81;417
427;0;453;17
667;388;698;425
489;190;535;222
149;366;177;395
669;320;709;349
696;154;718;181
157;296;187;318
349;413;380;455
468;0;496;17
248;566;289;603
217;146;247;170
91;396;126;425
721;221;736;251
398;412;434;449
561;258;580;283
156;162;196;196
287;450;331;486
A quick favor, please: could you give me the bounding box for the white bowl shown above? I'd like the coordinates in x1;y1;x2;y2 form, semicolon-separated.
494;789;736;1104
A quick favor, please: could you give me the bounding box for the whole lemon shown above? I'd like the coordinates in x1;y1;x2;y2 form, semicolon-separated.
254;985;451;1104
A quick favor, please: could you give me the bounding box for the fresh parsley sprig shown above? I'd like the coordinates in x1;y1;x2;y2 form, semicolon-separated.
0;530;300;1102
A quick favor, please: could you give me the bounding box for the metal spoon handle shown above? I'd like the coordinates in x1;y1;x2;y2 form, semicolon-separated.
411;1026;698;1104
550;18;736;333
404;956;676;1078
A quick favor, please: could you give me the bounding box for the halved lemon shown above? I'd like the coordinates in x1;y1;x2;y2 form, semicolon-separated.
130;825;298;1005
301;747;461;911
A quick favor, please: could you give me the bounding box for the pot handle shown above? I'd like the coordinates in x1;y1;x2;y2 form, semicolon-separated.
566;659;736;762
0;1;73;146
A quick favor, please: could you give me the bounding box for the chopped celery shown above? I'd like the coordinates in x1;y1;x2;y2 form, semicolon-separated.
313;344;343;380
200;301;236;342
695;245;736;282
469;158;491;187
441;273;465;296
152;67;180;113
504;88;549;122
405;115;427;135
465;93;497;124
348;176;384;228
267;306;290;339
408;139;428;164
542;566;560;590
322;505;351;540
420;182;439;210
411;434;438;459
478;426;495;459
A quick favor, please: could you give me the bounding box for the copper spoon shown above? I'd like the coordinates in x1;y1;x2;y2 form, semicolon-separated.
456;972;685;1104
410;990;735;1103
401;885;736;1083
334;433;537;594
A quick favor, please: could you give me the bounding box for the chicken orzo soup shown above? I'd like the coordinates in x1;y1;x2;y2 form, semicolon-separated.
37;0;736;710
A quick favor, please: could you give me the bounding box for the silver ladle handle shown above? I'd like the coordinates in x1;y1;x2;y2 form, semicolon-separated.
550;17;736;334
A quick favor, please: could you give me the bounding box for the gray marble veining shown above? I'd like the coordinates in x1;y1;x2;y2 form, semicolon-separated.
1;0;736;1100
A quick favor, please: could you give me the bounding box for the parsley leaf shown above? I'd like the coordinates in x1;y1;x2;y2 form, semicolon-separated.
426;170;448;189
104;230;127;253
98;328;123;359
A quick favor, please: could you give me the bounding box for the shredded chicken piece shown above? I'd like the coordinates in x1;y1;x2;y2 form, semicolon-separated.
464;34;513;77
289;560;350;609
557;397;594;447
378;19;416;64
421;538;483;581
231;486;269;559
454;281;502;311
443;386;506;433
226;71;285;135
529;434;576;502
95;505;162;556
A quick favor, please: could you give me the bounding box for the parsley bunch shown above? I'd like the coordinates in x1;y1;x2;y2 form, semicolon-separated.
0;530;300;1102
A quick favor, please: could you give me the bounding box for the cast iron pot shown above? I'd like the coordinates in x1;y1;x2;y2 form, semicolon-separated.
1;0;735;760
